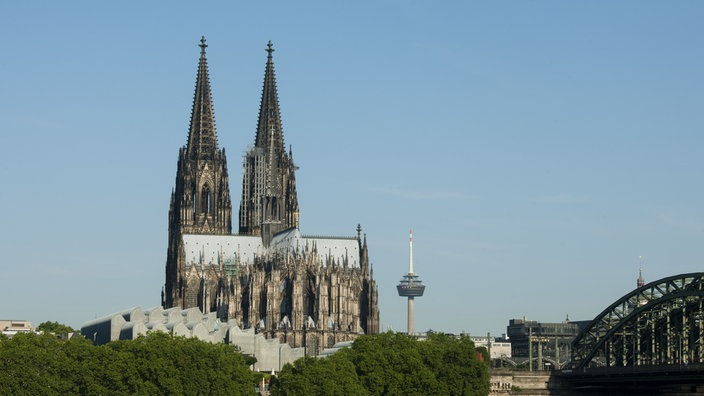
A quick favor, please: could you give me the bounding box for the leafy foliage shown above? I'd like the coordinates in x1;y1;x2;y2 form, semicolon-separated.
36;321;75;335
476;345;490;363
0;331;255;395
271;354;367;396
271;332;490;396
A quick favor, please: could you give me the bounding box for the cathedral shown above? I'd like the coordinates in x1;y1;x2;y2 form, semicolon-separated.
162;38;379;354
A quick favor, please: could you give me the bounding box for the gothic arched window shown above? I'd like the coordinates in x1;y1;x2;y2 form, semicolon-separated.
201;185;211;214
191;187;196;217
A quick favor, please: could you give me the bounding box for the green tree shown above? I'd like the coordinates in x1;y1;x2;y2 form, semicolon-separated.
0;330;256;395
476;345;490;363
271;332;490;396
420;332;490;395
271;353;367;396
0;332;78;395
36;321;75;336
106;331;256;395
349;332;440;395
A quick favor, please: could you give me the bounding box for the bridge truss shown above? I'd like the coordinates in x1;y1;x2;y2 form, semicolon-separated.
571;272;704;370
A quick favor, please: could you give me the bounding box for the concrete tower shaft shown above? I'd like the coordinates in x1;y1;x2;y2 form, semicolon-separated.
397;230;425;334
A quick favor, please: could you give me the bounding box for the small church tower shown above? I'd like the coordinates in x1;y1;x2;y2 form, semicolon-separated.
164;37;232;309
239;41;299;245
636;256;646;288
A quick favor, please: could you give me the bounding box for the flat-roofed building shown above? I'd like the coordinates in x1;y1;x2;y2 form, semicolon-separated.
507;318;579;369
468;335;512;360
0;320;33;337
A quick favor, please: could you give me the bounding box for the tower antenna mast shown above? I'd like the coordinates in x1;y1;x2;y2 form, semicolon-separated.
397;229;425;334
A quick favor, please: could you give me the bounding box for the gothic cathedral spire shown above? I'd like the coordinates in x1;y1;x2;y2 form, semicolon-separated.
255;41;284;154
164;36;232;309
186;37;220;160
239;41;299;244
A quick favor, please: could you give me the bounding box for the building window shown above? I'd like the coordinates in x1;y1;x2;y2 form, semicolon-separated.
201;185;211;214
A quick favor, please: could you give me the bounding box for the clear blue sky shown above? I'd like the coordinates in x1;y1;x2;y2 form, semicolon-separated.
2;1;703;337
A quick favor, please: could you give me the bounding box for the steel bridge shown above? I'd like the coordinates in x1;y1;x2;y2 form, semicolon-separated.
558;272;704;391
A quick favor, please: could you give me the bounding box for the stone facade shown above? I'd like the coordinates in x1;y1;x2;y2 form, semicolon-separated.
162;38;379;355
239;42;299;244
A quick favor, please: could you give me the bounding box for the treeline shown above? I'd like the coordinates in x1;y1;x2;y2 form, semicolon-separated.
0;331;256;395
271;332;490;396
0;330;489;395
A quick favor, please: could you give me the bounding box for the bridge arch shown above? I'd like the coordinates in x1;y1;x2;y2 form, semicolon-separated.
571;272;704;370
490;356;518;367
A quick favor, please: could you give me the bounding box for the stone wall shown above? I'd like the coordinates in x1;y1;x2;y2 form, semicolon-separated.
490;370;571;396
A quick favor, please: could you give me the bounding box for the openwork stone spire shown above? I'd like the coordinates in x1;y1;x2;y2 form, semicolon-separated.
240;41;299;242
186;36;219;159
254;41;285;156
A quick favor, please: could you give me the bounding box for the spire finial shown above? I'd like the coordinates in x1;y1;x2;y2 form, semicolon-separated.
637;256;646;288
266;40;274;58
200;36;208;54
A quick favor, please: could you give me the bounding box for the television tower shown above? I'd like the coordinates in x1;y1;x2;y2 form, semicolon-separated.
396;230;425;334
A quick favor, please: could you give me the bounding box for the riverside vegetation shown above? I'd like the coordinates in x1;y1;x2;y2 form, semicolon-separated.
0;325;489;395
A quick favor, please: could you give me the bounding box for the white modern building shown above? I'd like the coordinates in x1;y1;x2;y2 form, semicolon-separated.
80;306;304;373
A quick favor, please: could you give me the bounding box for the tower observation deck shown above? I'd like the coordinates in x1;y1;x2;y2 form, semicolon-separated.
397;230;425;334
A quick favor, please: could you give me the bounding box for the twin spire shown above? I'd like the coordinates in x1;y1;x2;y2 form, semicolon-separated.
186;37;285;161
185;37;297;238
